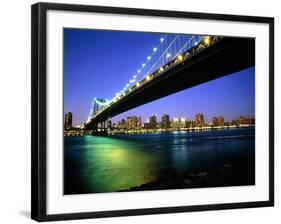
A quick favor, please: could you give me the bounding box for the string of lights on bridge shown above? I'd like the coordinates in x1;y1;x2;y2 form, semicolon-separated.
86;34;216;124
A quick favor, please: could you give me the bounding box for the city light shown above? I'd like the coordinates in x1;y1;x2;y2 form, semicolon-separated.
146;75;151;81
204;36;211;45
177;55;183;61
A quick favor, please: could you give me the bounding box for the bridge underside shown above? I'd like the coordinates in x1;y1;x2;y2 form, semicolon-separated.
86;37;254;128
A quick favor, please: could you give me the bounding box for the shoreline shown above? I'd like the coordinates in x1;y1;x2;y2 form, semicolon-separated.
119;162;255;192
109;125;254;136
64;125;255;137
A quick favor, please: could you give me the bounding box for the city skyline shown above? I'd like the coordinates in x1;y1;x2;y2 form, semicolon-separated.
65;111;255;129
64;29;255;126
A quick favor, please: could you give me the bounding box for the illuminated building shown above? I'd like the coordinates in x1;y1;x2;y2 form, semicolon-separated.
148;114;157;129
171;117;179;129
217;116;225;126
185;120;196;128
212;117;219;126
195;114;204;127
64;112;72;129
161;114;170;129
126;116;142;130
117;119;126;130
179;117;186;128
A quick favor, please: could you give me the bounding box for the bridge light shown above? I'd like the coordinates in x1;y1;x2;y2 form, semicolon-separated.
166;53;171;58
147;56;151;60
195;41;198;46
204;36;211;45
133;75;137;78
146;75;151;81
129;88;132;92
136;82;140;87
153;47;157;52
159;67;164;72
137;69;141;73
177;55;183;61
160;38;164;42
142;63;146;67
126;83;129;87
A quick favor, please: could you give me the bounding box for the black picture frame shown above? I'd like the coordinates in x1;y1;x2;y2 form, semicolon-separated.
31;2;274;222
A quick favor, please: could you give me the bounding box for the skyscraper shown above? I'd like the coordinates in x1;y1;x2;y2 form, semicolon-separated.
171;117;179;129
195;114;204;127
161;114;170;129
117;119;126;130
64;112;72;129
126;116;141;130
217;116;225;126
179;117;186;128
212;117;219;126
148;114;157;129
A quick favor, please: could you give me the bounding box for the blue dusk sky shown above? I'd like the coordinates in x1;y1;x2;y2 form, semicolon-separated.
64;29;255;126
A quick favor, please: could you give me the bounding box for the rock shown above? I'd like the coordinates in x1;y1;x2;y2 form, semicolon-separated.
197;172;208;177
184;178;192;184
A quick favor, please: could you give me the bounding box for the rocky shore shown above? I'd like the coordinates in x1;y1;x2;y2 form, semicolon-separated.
120;162;255;192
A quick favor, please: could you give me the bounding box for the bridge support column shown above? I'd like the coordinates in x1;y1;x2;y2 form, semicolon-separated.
101;121;105;132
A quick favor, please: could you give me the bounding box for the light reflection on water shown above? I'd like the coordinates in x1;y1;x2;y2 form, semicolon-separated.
64;128;255;194
81;136;159;193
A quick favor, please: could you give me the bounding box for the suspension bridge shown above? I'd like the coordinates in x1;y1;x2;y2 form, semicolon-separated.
84;34;255;131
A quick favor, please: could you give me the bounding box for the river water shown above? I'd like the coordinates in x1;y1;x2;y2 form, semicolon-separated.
64;128;255;194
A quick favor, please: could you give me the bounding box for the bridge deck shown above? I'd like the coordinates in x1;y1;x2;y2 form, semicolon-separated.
86;37;254;127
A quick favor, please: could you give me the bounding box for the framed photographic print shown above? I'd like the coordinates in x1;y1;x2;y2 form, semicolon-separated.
31;2;274;222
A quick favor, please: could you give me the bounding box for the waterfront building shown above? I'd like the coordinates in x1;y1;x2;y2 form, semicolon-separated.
171;117;179;129
64;112;72;129
217;116;225;126
161;114;170;129
185;120;196;128
237;116;255;125
126;116;142;130
143;123;149;129
179;117;186;128
117;119;126;130
148;114;157;129
195;113;204;127
212;117;219;126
